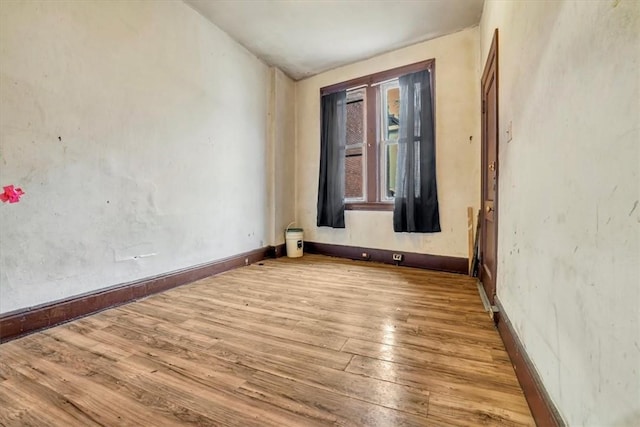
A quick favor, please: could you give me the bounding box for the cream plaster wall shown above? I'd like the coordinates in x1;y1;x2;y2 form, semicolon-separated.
0;0;271;313
272;69;296;245
295;27;480;258
480;1;640;425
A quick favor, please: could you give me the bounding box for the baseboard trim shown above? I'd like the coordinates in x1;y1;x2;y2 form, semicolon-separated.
305;241;467;274
495;298;565;426
0;246;273;343
269;243;287;258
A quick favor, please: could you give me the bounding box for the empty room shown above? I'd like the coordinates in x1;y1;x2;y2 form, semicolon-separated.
0;0;638;426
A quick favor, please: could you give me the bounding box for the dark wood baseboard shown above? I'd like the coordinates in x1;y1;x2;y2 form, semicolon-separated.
495;298;565;426
269;243;287;258
0;247;273;343
304;241;468;274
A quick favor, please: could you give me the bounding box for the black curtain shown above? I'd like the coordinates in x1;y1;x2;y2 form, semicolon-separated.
317;91;346;228
393;69;441;233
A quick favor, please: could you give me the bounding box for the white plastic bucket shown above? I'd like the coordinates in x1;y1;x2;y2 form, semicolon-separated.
285;224;304;258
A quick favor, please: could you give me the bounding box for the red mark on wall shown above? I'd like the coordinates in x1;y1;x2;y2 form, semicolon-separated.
1;185;25;203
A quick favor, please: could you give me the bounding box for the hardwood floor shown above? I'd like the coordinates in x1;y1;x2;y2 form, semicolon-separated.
0;254;534;426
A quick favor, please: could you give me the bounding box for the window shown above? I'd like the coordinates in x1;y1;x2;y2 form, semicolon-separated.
321;59;434;211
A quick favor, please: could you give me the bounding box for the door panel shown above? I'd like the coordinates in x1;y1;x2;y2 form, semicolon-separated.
480;30;499;304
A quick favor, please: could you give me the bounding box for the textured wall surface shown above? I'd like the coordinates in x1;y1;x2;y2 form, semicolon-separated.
480;1;640;425
0;0;270;313
295;27;481;258
272;69;297;244
266;67;297;246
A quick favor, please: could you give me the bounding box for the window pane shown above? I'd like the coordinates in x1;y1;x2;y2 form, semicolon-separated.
346;146;364;199
347;98;364;146
413;83;421;138
386;87;400;140
380;82;400;200
414;140;420;197
386;143;398;198
345;90;365;200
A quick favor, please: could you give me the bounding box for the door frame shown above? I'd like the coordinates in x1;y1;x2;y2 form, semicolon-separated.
480;29;499;307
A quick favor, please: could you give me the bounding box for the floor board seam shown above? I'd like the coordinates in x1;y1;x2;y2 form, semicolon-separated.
342;354;354;371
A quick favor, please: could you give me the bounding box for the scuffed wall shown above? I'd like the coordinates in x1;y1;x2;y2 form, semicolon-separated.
295;27;480;258
480;1;640;425
0;0;270;313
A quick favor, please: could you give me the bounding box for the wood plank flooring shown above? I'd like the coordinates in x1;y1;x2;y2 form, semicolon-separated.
0;254;534;426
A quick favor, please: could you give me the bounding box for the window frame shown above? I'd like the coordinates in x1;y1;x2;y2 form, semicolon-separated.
320;59;435;211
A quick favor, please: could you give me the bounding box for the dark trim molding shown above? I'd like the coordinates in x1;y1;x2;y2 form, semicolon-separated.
305;241;467;274
269;243;287;258
495;298;565;427
0;247;272;343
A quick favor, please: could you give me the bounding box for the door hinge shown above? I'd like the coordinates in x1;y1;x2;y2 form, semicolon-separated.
482;100;486;114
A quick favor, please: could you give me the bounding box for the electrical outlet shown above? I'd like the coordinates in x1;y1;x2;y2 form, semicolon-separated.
362;252;370;259
245;257;249;265
393;253;403;262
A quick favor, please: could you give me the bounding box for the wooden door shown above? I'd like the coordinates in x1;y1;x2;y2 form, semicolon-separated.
480;30;499;304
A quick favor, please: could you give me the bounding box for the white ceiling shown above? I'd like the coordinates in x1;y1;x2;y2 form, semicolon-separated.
185;0;484;80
